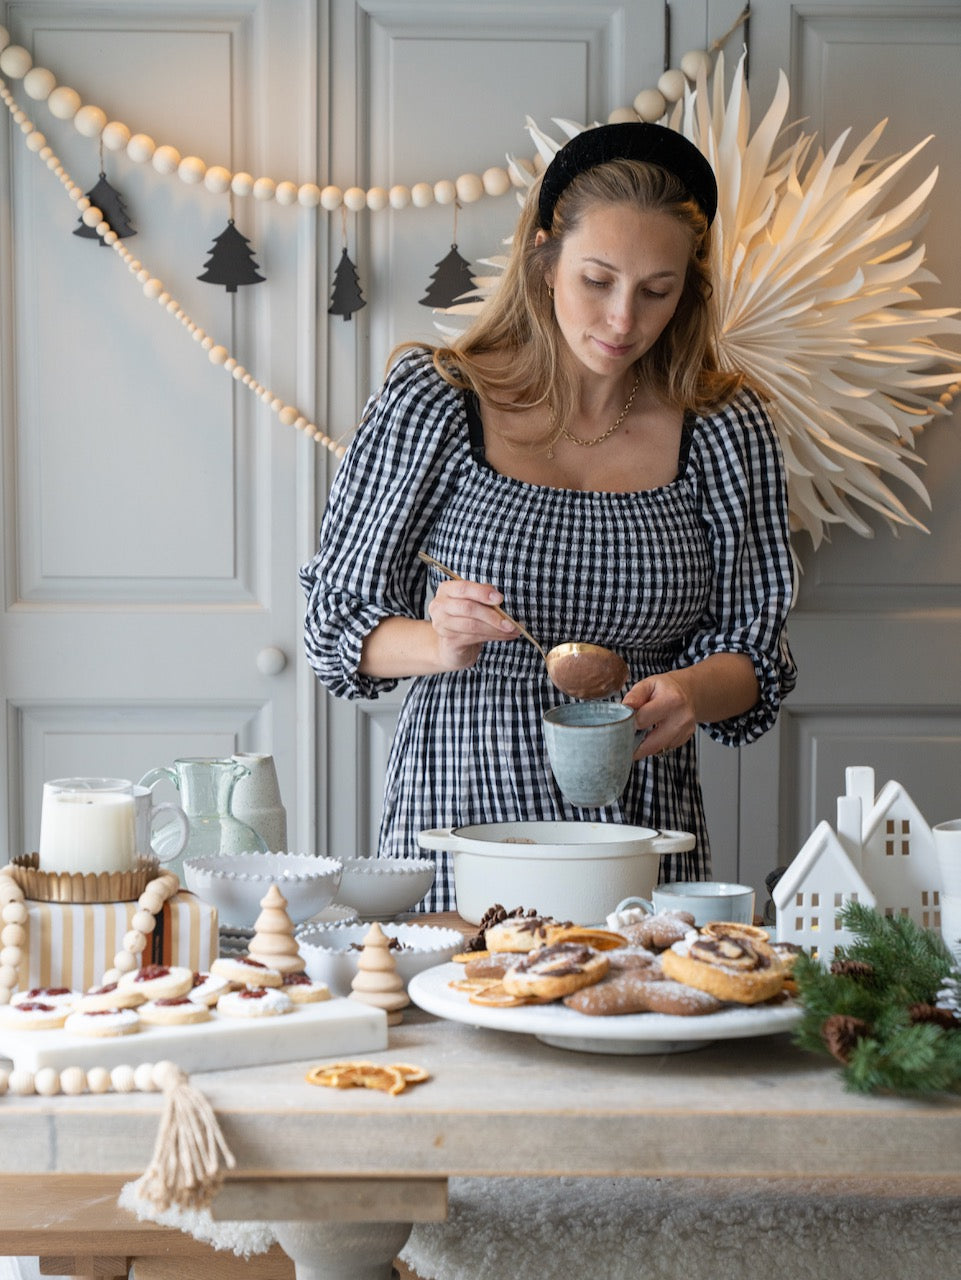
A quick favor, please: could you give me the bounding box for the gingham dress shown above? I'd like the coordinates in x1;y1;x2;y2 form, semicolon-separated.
300;351;797;912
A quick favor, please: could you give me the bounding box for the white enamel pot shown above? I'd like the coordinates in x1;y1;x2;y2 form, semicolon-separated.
416;821;695;926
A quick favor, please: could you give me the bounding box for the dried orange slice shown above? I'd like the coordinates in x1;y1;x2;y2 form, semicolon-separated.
552;927;626;950
305;1059;430;1095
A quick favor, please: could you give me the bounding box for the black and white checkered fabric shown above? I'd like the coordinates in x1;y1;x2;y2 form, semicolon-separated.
301;352;797;913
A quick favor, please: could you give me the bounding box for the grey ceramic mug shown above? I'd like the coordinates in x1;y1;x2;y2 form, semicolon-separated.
543;701;641;808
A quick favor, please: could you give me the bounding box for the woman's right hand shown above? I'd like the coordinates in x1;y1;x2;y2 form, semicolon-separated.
428;577;520;670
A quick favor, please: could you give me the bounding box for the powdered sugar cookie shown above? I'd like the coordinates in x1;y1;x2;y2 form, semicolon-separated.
78;982;146;1012
281;972;332;1004
501;942;609;1000
138;996;211;1026
186;971;232;1006
216;987;292;1017
12;987;80;1012
64;1007;141;1037
210;956;283;988
117;964;194;1000
0;1000;69;1030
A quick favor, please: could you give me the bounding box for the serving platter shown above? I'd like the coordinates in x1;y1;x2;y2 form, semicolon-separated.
408;962;803;1055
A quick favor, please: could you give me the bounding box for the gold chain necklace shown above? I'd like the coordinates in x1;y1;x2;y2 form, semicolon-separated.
547;372;640;459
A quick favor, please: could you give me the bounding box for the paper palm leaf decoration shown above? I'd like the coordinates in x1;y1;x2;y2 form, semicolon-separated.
441;53;961;549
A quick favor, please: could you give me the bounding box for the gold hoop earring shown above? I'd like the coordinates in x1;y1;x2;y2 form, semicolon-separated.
547;284;554;299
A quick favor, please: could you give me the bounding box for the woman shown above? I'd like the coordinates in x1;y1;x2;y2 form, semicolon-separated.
300;122;797;912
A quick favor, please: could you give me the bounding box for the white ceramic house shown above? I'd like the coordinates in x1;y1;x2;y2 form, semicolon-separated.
773;816;876;962
851;769;942;931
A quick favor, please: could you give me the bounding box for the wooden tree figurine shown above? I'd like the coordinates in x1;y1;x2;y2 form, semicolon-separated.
247;884;304;975
349;922;409;1025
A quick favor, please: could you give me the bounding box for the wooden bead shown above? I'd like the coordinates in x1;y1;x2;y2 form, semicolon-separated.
297;182;322;207
81;205;103;228
60;1066;87;1095
178;155;206;184
152;144;181;175
607;106;639;124
278;405;298;427
0;874;24;904
122;929;147;954
110;1064;136;1093
152;1060;181;1090
23;66;56;100
482;167;510;197
0;945;22;967
208;345;229;365
113;949;138;973
455;173;484;203
142;278;163;300
35;1067;60;1096
253;176;277;201
47;85;82;119
680;49;713;80
365;186;389;211
0;45;33;79
87;1067;111;1093
8;1068;35;1095
433;179;456;205
132;909;156;934
126;133;156;163
389;184;412;209
134;1062;158;1092
634;88;667;121
231;171;254;196
204;165;232;194
2;901;27;925
275;180;298;206
1;923;25;948
101;967;120;986
0;985;13;1006
74;104;107;137
102;120;131;151
320;185;343;210
0;965;17;989
25;130;47;152
657;68;687;102
343;186;367;211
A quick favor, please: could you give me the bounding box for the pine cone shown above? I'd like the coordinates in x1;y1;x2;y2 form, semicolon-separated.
822;1013;872;1063
908;1002;958;1029
830;959;875;980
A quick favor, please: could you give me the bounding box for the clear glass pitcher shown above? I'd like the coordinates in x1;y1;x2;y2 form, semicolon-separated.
138;756;268;885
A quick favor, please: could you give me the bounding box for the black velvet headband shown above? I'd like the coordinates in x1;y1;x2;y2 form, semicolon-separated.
537;122;718;230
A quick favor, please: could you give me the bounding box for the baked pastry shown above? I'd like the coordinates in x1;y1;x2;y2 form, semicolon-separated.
63;1007;141;1037
0;999;69;1030
11;986;80;1012
117;963;194;1000
484;916;565;953
564;969;722;1017
501;942;609;1001
186;971;232;1006
619;911;695;952
210;956;283;988
216;986;293;1017
700;921;770;943
78;982;146;1012
138;996;211;1026
281;972;332;1004
661;930;785;1004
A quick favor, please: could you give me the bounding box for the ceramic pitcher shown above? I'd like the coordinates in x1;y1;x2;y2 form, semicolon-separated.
137;756;268;885
230;752;288;852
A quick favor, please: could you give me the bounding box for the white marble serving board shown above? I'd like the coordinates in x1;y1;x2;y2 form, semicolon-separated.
0;996;388;1073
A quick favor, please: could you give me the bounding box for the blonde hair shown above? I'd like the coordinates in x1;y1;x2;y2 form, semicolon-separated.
392;157;744;435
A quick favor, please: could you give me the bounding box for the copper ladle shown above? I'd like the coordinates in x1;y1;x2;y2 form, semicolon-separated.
417;551;629;700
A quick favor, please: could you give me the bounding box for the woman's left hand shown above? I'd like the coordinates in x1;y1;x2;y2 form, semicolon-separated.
622;672;697;759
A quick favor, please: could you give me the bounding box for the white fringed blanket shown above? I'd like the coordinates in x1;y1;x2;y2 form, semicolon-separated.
400;1176;961;1280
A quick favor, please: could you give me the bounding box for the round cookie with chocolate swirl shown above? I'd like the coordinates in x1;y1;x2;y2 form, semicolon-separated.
484;916;566;953
661;930;785;1004
501;941;609;1001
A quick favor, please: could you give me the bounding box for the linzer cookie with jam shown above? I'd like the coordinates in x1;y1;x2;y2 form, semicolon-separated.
216;986;293;1017
117;963;194;1000
661;929;785;1004
210;955;283;987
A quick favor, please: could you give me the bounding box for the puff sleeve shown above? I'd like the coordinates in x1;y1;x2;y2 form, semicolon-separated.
683;389;797;745
299;353;468;700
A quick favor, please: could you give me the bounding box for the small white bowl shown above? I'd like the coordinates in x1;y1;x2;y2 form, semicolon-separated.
332;857;436;921
297;920;464;995
183;851;343;929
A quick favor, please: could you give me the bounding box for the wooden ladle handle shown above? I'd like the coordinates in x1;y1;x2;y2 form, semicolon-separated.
417;551;548;661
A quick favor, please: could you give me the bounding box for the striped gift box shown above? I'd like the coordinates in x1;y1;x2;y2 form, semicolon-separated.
19;891;218;992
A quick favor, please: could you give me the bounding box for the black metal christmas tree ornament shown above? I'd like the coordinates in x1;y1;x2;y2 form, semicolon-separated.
419;243;475;308
197;219;265;293
73;172;136;245
328;246;366;320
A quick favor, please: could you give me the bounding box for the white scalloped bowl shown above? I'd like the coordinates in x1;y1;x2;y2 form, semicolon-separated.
331;856;436;921
296;920;463;995
183;851;343;929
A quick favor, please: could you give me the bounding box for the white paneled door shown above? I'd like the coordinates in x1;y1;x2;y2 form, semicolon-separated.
0;0;321;855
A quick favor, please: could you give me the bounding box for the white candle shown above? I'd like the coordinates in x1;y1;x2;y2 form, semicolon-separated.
38;784;137;875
